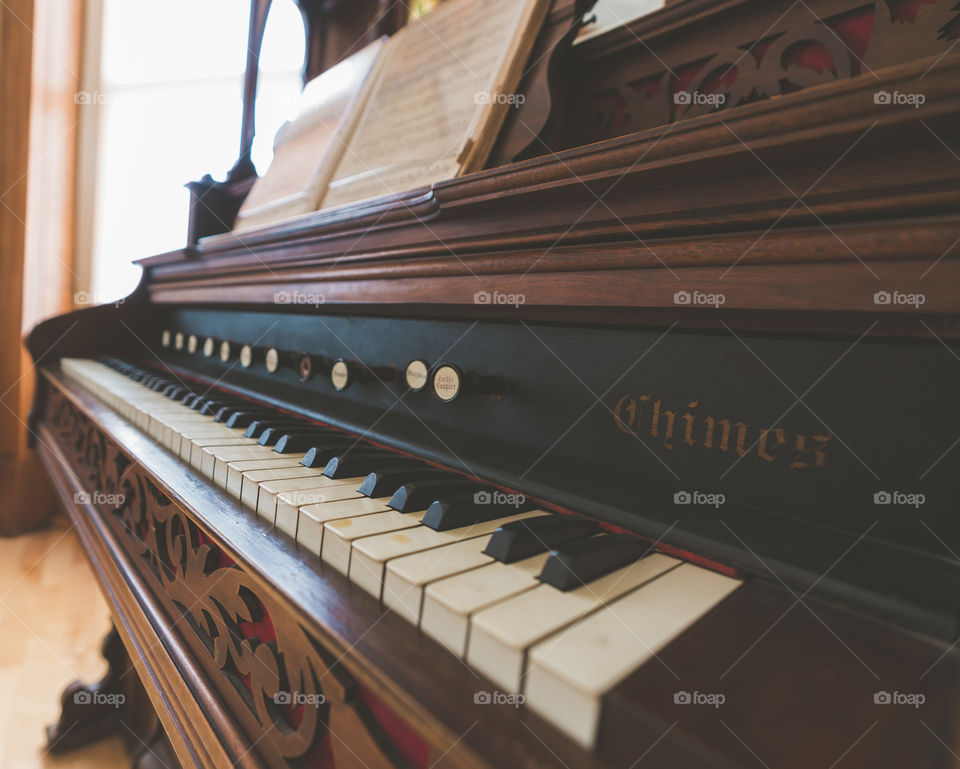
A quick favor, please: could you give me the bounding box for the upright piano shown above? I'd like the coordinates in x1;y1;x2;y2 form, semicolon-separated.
28;0;960;767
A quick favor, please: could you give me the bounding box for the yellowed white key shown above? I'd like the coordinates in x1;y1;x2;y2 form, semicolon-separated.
204;444;282;479
322;510;428;576
273;480;366;534
349;511;544;600
224;457;304;497
467;554;680;694
295;498;392;556
421;552;551;656
187;437;256;470
254;474;358;522
383;535;498;625
240;466;327;510
525;564;741;748
175;428;239;458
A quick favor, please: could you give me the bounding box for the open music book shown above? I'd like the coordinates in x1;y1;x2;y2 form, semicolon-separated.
235;0;548;231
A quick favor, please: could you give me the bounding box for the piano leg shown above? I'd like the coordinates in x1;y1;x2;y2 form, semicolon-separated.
45;626;163;761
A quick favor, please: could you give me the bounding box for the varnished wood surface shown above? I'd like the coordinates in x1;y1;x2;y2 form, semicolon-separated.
600;581;960;769
135;54;960;328
0;518;130;767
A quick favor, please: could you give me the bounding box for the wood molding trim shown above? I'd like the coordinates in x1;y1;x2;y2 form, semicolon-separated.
136;54;960;325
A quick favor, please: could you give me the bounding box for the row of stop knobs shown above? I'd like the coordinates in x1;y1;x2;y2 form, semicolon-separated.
161;330;504;402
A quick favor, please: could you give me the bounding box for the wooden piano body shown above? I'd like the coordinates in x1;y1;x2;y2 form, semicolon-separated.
27;1;960;767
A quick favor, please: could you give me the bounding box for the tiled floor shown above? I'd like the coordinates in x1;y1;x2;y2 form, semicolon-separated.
0;516;130;768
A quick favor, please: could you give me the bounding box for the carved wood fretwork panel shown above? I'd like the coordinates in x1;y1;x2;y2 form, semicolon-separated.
46;386;426;769
585;0;960;140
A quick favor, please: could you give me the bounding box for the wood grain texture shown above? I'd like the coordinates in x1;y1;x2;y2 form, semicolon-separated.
138;54;960;329
599;581;960;769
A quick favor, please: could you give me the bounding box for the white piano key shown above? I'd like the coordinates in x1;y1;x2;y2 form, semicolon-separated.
322;510;428;576
383;535;497;625
349;511;545;601
187;437;255;470
295;497;392;556
203;444;281;479
224;457;304;497
525;564;742;748
421;552;550;657
255;474;360;523
274;481;365;535
239;466;326;510
467;553;680;694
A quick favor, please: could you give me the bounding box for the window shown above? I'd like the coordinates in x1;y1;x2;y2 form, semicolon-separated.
79;0;305;304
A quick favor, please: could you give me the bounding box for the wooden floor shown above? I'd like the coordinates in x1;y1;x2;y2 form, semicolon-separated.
0;516;130;768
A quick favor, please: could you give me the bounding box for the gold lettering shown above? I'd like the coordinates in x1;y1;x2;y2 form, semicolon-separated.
614;395;636;434
757;428;786;463
681;402;698;447
790;434;831;469
703;418;749;456
650;399;676;450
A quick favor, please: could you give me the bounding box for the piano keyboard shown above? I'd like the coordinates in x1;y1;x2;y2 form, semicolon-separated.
60;356;743;749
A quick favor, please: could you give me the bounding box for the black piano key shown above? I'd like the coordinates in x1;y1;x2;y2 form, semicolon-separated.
225;411;277;429
180;393;201;407
216;407;272;424
199;399;245;416
358;466;452;498
388;479;485;514
273;433;347;454
322;451;418;480
537;534;650;591
246;419;304;440
163;385;186;399
258;425;304;446
483;516;600;563
422;492;533;532
301;444;349;468
214;405;243;422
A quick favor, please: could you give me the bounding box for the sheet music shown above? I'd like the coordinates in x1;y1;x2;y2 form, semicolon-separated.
234;40;386;231
322;0;546;210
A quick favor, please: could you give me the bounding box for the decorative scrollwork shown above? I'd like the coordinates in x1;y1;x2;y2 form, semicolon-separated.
46;385;419;769
589;0;960;139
